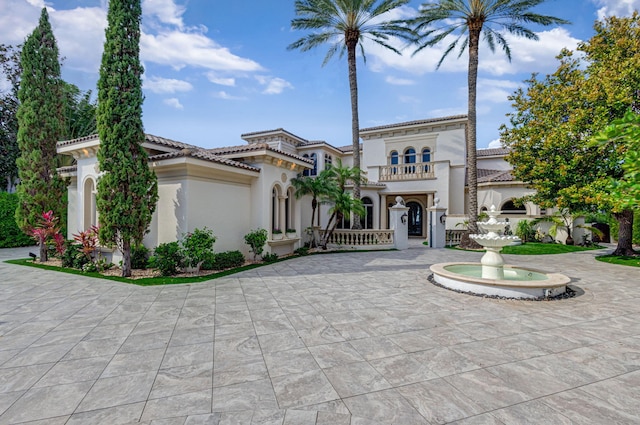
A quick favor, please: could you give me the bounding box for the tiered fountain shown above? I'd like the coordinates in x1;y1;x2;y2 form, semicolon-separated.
430;206;570;299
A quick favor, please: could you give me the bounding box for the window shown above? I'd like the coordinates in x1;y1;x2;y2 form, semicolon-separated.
360;197;374;229
404;148;416;173
422;148;431;163
286;187;295;231
302;154;311;176
309;153;317;176
271;188;278;231
324;154;332;169
501;200;526;214
390;151;399;165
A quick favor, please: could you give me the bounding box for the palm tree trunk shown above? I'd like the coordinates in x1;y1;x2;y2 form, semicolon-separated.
612;209;637;256
322;211;338;249
460;25;481;249
347;40;362;229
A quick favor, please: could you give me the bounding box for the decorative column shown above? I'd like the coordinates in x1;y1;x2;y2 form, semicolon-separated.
389;196;409;250
279;195;286;233
428;197;447;248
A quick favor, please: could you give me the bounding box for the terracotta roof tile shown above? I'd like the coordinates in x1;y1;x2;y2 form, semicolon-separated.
148;149;260;172
208;143;313;164
477;147;510;157
477;169;515;183
57;133;200;150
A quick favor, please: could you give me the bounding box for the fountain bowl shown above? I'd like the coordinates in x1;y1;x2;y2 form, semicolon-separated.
430;262;570;299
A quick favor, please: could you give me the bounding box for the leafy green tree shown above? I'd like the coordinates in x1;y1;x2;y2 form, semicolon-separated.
15;9;67;261
289;0;413;228
0;44;21;192
410;0;568;246
62;82;97;141
244;228;268;261
181;227;216;275
96;0;158;277
501;14;640;256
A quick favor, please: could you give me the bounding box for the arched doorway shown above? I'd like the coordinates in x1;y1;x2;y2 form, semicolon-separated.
406;201;423;236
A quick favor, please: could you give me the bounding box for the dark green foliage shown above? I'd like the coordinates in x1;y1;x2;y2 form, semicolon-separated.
0;44;21;191
62;82;97;140
15;9;67;243
60;241;91;269
96;0;158;277
181;227;216;272
262;252;278;263
202;250;245;271
244;228;267;261
0;192;32;247
515;220;536;243
154;242;184;276
130;244;149;269
294;247;309;256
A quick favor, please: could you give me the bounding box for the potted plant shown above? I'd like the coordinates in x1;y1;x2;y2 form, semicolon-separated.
286;228;296;238
272;228;283;240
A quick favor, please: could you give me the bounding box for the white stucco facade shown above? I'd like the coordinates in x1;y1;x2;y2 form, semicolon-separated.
57;115;540;256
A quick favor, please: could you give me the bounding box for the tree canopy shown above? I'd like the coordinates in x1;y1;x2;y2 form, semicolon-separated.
15;8;67;261
501;13;640;255
96;0;158;276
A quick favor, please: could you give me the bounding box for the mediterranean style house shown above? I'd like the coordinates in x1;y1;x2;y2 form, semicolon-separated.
56;115;540;257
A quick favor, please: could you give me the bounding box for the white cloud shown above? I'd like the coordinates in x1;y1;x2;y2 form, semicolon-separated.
255;76;293;95
386;76;415;85
213;91;246;100
25;0;45;7
163;97;183;109
51;7;107;73
428;107;466;117
487;138;502;149
366;27;579;77
141;30;263;72
477;78;521;103
144;76;193;93
206;72;236;87
143;0;185;28
593;0;640;20
398;95;420;104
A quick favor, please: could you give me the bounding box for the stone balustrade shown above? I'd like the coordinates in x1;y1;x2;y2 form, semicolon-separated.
319;229;394;249
378;162;435;181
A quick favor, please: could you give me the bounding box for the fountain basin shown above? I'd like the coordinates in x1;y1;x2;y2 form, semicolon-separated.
430;262;570;299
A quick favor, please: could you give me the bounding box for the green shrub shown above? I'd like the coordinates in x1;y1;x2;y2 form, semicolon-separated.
131;244;150;269
181;227;216;273
294;246;309;256
154;242;184;276
207;250;244;270
0;192;34;248
244;228;268;261
515;219;536;243
262;252;278;263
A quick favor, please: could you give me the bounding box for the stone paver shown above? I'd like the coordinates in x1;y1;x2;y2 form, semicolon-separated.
1;243;639;424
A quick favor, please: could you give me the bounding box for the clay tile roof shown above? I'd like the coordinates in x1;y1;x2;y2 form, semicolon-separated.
477;147;510;157
148;149;260;172
477;169;516;183
336;143;362;152
56;133;99;147
208;143;313;164
57;165;78;174
56;133;200;150
240;128;309;143
360;115;467;133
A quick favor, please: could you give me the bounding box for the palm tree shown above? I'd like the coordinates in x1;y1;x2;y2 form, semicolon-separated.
410;0;568;247
322;191;366;248
291;170;333;246
289;0;414;228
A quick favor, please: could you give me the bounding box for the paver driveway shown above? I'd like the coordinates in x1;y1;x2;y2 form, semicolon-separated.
0;244;639;424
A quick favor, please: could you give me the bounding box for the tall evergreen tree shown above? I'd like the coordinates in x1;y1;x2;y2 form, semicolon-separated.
0;44;22;192
96;0;158;277
15;9;67;261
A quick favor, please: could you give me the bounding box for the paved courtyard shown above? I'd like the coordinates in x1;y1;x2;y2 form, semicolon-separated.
0;244;638;424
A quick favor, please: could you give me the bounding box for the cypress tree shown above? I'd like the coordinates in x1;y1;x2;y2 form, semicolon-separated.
15;8;67;261
96;0;158;277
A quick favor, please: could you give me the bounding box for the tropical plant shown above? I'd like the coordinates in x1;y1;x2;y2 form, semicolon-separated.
15;8;68;258
72;225;100;261
291;169;334;246
244;228;268;261
501;14;640;256
514;219;535;243
321;191;366;248
181;227;216;275
28;210;64;261
410;0;568;247
96;0;159;277
533;210;604;246
289;0;414;228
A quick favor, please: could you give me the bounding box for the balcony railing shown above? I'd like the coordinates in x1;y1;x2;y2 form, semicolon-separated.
379;161;435;181
319;229;394;248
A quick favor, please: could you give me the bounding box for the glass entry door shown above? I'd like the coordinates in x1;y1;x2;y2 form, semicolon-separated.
407;202;423;236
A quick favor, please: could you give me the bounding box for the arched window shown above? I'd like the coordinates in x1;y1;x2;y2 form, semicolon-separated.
272;187;279;232
309;153;317;176
501;200;526;214
404;148;416;174
324;154;332;170
422;148;431;163
390;151;399;165
83;178;96;229
360;197;374;229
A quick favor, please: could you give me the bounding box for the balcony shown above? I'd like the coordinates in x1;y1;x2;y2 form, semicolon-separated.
378;162;435;182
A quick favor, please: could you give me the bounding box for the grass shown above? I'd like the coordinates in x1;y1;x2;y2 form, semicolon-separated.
5;248;396;286
451;242;604;255
595;255;640;268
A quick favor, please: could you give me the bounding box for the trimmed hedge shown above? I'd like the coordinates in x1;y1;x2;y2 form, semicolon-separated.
0;192;33;248
203;250;244;271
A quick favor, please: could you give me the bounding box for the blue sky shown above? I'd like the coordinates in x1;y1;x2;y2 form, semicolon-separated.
2;0;639;149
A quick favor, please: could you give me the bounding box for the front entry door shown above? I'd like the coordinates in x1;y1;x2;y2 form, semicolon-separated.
407;202;422;236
